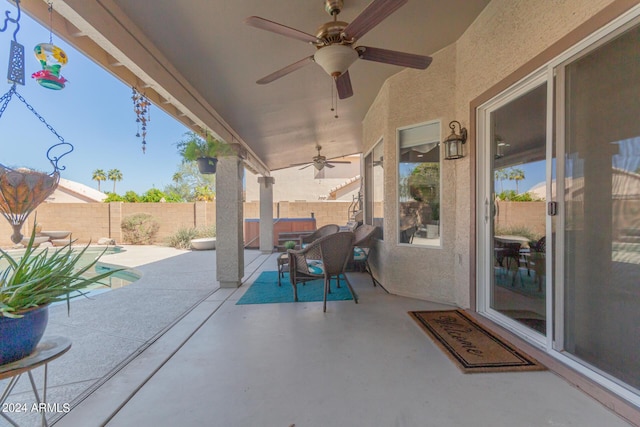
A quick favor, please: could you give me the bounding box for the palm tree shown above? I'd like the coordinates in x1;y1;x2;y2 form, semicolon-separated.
92;169;107;191
108;169;123;193
494;168;509;193
508;167;525;193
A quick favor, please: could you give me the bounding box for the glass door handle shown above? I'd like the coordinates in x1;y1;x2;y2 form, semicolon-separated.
548;201;558;216
485;198;490;223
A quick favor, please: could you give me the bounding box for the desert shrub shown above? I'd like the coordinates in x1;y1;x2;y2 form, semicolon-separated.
495;225;539;242
165;225;216;249
121;213;159;244
497;190;540;202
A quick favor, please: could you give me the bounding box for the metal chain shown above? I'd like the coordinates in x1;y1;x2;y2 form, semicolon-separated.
0;85;74;172
48;2;53;44
0;89;13;118
13;87;66;143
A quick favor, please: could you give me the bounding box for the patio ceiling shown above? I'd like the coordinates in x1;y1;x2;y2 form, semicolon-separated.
24;0;489;173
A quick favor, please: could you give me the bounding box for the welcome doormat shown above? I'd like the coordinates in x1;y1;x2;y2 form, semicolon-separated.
409;310;545;373
236;271;353;305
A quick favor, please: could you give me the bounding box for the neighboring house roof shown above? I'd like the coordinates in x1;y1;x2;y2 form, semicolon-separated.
46;177;107;203
245;155;361;202
328;175;361;200
528;168;640;200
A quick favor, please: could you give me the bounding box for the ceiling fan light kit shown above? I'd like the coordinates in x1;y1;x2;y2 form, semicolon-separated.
314;44;358;77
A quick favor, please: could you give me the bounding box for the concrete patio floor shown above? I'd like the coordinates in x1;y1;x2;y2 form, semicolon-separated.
2;246;633;426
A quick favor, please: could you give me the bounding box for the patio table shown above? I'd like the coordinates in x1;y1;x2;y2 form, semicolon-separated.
0;336;71;427
277;253;289;287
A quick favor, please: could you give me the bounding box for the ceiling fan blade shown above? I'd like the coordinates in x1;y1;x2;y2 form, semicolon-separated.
335;70;354;99
324;163;335;168
327;160;352;164
298;164;313;170
245;16;320;44
356;46;432;69
342;0;408;42
256;56;314;84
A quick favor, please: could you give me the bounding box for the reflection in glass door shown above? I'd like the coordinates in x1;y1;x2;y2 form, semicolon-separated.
559;22;640;392
488;81;548;336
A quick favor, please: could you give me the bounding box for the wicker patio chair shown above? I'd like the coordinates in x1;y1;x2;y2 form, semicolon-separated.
288;231;357;312
352;224;381;287
300;223;340;246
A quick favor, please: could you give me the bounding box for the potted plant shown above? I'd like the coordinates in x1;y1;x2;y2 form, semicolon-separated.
0;225;120;364
176;132;233;174
284;240;297;250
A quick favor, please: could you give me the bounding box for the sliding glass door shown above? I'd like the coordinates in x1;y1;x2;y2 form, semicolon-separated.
557;21;640;393
478;13;640;402
479;75;550;342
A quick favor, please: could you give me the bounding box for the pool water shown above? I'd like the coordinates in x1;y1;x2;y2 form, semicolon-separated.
0;246;140;295
91;263;141;290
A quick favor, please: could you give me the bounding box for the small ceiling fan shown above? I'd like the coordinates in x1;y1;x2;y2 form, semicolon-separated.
292;145;352;170
245;0;432;99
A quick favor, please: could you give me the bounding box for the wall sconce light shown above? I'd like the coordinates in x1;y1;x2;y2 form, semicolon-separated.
443;120;468;160
494;135;510;159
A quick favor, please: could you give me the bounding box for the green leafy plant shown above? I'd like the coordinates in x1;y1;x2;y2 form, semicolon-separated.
165;225;217;249
123;190;141;203
121;213;159;244
495;226;539;242
284;240;296;250
176;132;233;161
430;201;440;222
497;190;539;202
0;228;121;318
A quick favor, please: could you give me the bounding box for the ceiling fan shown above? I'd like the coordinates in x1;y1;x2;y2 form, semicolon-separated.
293;145;352;170
245;0;432;99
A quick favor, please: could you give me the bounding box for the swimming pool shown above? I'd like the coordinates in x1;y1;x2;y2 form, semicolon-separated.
0;246;141;295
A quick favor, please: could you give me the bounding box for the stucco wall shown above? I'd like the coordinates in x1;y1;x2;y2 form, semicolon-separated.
244;156;361;202
362;0;619;307
365;43;457;303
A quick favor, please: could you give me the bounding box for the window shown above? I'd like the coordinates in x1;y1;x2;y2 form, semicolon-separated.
364;139;384;238
398;121;441;246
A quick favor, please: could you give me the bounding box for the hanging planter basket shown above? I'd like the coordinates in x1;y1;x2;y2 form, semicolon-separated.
197;157;218;174
0;165;59;243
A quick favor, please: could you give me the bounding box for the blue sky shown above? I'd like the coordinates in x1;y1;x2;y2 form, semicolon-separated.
0;9;190;194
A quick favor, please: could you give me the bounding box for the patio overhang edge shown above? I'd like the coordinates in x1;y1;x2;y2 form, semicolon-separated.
18;0;270;176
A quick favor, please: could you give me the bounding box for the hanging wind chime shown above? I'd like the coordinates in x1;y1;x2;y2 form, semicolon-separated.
0;0;74;244
132;87;150;153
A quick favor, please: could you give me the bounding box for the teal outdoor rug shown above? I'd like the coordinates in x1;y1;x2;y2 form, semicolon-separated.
236;271;353;305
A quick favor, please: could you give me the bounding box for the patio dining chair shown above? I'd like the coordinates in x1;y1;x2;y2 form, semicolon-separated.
352;224;381;287
288;231;357;312
301;223;340;247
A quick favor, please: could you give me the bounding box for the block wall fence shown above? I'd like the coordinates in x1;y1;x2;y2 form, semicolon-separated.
0;201;354;246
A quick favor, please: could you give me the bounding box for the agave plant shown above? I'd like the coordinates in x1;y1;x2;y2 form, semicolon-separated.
0;227;122;318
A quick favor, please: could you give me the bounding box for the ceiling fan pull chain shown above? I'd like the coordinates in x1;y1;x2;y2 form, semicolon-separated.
334;79;338;119
330;79;335;113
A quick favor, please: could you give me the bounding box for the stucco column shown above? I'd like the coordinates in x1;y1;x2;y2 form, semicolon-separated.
258;176;275;253
216;156;244;288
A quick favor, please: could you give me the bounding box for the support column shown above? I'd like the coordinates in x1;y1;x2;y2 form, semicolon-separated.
216;157;244;288
258;176;275;253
